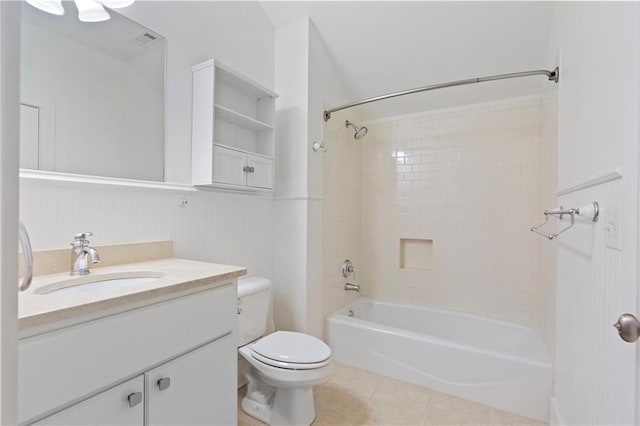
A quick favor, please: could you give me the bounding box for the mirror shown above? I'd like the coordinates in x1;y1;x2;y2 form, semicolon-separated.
20;3;165;182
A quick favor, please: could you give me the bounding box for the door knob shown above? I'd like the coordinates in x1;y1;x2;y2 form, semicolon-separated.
613;313;640;342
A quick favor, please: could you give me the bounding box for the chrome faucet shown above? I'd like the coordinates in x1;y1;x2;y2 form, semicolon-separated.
344;283;360;292
70;232;100;275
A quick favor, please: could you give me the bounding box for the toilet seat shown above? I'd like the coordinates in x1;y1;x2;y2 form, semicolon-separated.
250;331;332;370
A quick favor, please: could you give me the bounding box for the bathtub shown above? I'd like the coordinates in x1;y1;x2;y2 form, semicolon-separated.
326;298;552;422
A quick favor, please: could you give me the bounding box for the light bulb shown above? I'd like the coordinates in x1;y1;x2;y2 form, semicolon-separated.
95;0;135;9
74;0;110;22
25;0;65;15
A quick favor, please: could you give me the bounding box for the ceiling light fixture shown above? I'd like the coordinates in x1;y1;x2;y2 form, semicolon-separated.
75;0;110;22
25;0;65;15
24;0;136;22
96;0;135;8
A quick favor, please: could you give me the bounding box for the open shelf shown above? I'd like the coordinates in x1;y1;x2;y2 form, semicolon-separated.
191;59;277;189
214;104;273;132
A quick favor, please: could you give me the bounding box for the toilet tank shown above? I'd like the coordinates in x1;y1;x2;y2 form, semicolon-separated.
237;276;272;347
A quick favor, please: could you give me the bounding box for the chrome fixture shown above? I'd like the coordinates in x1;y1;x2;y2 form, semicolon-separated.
531;201;599;240
70;232;101;276
614;313;640;343
25;0;135;23
19;221;34;292
341;259;356;279
347;308;354;317
324;67;560;121
345;120;368;140
345;283;360;292
312;140;327;153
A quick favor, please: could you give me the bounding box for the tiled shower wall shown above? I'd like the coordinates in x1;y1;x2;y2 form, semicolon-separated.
537;91;558;359
360;96;543;325
322;110;362;322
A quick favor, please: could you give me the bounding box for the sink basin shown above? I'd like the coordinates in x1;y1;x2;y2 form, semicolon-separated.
34;271;165;296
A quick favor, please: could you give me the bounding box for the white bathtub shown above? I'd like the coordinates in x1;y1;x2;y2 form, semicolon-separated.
326;298;552;422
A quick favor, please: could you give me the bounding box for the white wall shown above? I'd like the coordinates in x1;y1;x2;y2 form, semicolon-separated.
548;3;639;424
21;23;164;181
273;18;353;337
20;178;274;277
0;3;20;423
273;18;311;333
360;97;543;325
20;2;277;281
121;1;275;184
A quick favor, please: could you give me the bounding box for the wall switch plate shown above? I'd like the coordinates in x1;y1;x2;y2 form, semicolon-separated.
604;203;622;251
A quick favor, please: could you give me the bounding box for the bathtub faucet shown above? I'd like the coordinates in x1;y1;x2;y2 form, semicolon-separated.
345;282;360;292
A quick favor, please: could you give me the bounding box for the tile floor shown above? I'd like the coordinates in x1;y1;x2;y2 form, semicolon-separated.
237;362;547;426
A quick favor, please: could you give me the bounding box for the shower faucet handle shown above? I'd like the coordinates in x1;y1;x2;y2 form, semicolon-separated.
342;259;356;279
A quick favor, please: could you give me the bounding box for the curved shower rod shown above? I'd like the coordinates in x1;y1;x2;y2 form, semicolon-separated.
323;67;559;121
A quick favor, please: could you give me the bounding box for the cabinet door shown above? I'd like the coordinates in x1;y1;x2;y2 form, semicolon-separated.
36;376;144;426
246;154;273;189
213;145;246;186
146;334;236;426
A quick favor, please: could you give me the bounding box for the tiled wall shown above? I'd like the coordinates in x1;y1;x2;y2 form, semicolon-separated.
322;110;362;323
19;178;275;279
537;91;558;360
360;96;542;325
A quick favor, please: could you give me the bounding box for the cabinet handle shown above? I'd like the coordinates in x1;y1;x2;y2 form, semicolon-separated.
127;392;142;408
243;166;255;173
157;377;171;391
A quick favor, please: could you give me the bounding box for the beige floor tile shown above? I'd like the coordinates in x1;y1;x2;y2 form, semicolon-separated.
312;407;355;426
422;392;490;425
353;388;428;426
375;377;433;405
237;366;542;426
314;377;370;419
332;362;363;380
238;409;269;426
325;364;383;400
489;408;547;426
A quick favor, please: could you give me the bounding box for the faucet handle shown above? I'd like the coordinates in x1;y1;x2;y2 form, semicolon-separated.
73;232;93;243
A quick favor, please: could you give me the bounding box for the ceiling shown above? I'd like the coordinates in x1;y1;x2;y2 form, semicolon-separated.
260;1;556;119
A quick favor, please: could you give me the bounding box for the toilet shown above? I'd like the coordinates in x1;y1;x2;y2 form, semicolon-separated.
237;276;332;426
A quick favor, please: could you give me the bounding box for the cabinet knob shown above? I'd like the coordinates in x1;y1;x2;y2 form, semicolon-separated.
243;166;255;173
157;377;171;391
127;392;142;408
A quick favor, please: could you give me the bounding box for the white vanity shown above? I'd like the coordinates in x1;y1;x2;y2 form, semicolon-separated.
18;252;245;425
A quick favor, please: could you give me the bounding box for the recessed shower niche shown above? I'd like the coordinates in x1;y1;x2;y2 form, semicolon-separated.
399;238;433;270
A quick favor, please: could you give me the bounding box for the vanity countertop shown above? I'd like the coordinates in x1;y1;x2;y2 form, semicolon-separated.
19;258;246;332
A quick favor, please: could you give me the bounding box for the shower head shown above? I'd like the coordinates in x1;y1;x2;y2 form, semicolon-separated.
345;120;368;140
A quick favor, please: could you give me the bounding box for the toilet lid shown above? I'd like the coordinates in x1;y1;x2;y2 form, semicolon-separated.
251;331;332;365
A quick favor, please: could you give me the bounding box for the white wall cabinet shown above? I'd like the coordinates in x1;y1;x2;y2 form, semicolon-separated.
213;145;273;189
20;283;237;425
192;59;277;191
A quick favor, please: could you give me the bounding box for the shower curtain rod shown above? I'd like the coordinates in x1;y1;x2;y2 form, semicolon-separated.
323;67;559;121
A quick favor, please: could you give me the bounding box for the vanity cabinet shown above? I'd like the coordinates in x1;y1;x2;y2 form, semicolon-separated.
36;377;144;426
191;59;277;191
19;283;237;425
37;336;235;426
146;335;236;425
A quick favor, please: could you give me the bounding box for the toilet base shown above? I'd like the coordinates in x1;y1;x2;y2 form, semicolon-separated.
241;369;317;426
